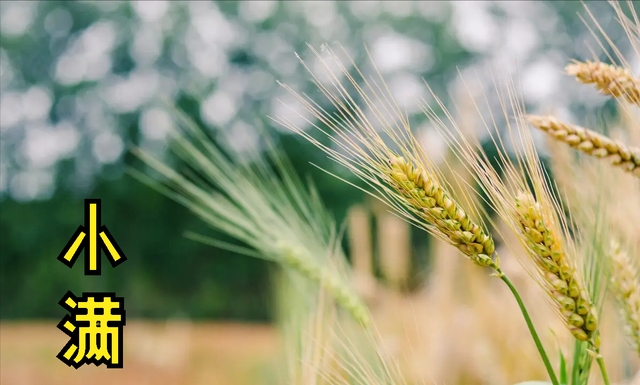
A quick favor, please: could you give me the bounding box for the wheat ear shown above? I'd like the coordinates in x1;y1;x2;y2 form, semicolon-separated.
277;241;371;326
133;105;373;328
609;242;640;356
566;60;640;106
515;191;600;348
388;155;496;268
526;115;640;178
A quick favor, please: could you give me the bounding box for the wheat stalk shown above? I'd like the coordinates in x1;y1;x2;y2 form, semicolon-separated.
526;115;640;178
514;191;601;348
609;241;640;356
566;60;640;106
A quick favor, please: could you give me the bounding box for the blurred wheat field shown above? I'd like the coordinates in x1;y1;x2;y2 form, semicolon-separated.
0;322;277;385
347;196;640;385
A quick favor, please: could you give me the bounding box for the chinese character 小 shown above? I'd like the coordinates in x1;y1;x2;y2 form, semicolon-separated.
57;199;127;275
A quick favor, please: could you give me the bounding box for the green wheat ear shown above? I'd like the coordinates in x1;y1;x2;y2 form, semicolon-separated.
131;104;371;327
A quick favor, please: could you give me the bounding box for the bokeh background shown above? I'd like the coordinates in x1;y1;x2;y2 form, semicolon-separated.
1;1;637;384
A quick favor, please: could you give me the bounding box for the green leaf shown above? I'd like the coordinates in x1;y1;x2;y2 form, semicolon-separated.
559;347;567;385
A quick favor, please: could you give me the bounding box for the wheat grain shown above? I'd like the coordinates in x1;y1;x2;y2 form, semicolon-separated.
514;191;600;348
566;60;640;106
609;241;640;355
388;155;496;268
527;115;640;178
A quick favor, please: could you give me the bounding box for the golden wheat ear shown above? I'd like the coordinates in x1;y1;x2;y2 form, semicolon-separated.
566;60;640;107
526;115;640;178
514;191;600;348
387;155;496;268
608;241;640;356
